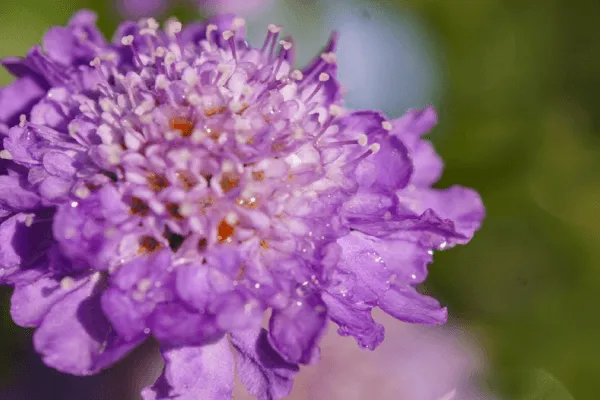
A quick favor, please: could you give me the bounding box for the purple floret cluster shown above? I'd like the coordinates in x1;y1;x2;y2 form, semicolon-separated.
0;11;484;399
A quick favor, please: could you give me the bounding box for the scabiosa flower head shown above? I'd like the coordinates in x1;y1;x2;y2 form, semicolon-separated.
0;11;484;400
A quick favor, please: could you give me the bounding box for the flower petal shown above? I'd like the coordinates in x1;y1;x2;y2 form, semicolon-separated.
392;106;438;139
332;231;447;325
406;139;444;187
0;74;47;127
10;273;87;327
398;186;485;244
33;274;142;375
230;328;299;400
268;294;328;364
149;302;222;346
142;338;234;400
340;111;413;191
100;287;148;341
0;176;41;211
0;213;53;273
321;292;385;349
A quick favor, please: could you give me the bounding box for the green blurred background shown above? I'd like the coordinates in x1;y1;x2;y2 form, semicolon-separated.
0;0;598;399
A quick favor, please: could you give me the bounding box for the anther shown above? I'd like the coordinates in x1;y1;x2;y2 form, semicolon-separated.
290;69;303;81
344;142;381;167
121;35;143;67
304;73;330;103
205;24;218;46
222;30;237;61
320;52;337;64
382;121;393;131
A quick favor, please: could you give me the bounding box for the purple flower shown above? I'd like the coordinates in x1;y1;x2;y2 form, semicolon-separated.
118;0;271;19
0;11;484;400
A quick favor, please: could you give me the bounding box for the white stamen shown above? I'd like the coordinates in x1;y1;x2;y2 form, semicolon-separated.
222;30;234;41
319;72;330;82
179;203;194;217
165;19;182;36
182;68;199;86
0;150;13;160
382;121;393;131
134;100;155;116
369;143;381;154
60;277;75;290
268;24;282;33
290;69;303;81
99;98;119;114
19;114;26;127
154;46;166;58
137;279;152;293
155;75;170;90
329;104;343;116
320;52;337;64
225;212;239;225
357;133;368;147
100;52;117;62
164;52;177;65
89;57;101;67
279;40;292;50
147;18;159;30
121;35;134;46
140;28;157;36
24;214;34;227
205;24;218;38
221;160;234;173
292;127;305;139
187;93;202;106
74;186;91;199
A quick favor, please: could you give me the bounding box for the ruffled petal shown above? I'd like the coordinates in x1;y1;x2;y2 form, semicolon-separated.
142;339;234;400
102;251;176;341
321;292;384;349
406;139;443;187
398;186;485;243
340;111;413;191
230;328;299;400
149;302;222;346
42;10;103;67
391;106;441;186
392;106;438;139
377;285;447;325
53;187;137;271
100;287;148;341
332;232;447;326
0;213;52;273
10;273;87;327
268;294;327;364
33;274;142;375
0;74;47;127
0;176;41;211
